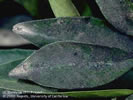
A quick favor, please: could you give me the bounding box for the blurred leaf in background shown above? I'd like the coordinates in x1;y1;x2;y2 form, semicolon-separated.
14;0;55;18
15;0;39;18
0;0;4;3
72;0;92;16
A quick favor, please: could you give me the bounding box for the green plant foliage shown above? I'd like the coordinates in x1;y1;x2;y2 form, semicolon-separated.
59;89;133;98
0;0;4;2
80;1;92;16
0;49;33;65
120;70;133;81
48;0;80;17
0;59;24;78
0;0;133;99
0;89;3;97
15;0;39;17
13;17;133;53
9;41;133;89
72;0;92;16
1;88;133;99
81;4;92;16
95;0;133;36
125;0;133;12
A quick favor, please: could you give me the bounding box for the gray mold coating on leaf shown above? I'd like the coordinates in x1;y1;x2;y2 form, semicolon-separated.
9;42;133;89
13;17;133;52
95;0;133;36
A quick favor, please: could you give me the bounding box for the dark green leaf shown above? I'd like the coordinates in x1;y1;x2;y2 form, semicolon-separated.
15;0;39;17
9;42;133;89
59;89;133;98
72;0;92;16
120;70;133;81
95;0;133;36
25;89;133;98
81;3;92;16
0;49;33;65
1;88;133;98
13;17;133;52
0;0;5;3
0;59;24;78
0;49;35;96
0;89;3;97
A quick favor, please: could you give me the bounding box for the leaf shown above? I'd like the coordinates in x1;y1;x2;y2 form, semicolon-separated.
1;88;133;99
9;41;133;89
120;70;133;81
1;56;133;98
126;94;133;100
0;89;3;97
81;3;92;16
1;60;133;99
2;59;133;98
95;0;133;36
0;0;5;3
58;89;133;98
0;59;24;78
1;59;133;99
72;0;92;16
0;49;33;65
0;49;57;93
13;17;133;52
15;0;39;17
0;59;57;93
0;49;35;96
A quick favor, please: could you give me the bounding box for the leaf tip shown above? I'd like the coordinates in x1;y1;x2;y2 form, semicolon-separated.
13;24;23;33
8;65;29;80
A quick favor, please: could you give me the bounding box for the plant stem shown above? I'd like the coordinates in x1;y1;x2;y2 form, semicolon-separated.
48;0;80;17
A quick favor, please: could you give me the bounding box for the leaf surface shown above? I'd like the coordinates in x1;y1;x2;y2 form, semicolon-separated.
9;42;133;89
13;17;133;52
120;70;133;81
3;61;133;98
0;49;33;65
95;0;133;36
